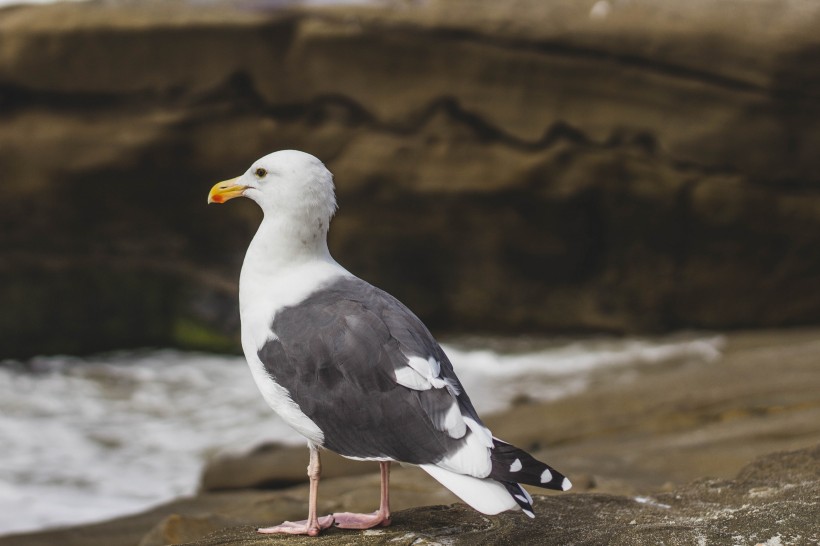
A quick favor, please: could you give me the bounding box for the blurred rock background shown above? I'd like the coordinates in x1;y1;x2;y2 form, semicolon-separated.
2;0;820;358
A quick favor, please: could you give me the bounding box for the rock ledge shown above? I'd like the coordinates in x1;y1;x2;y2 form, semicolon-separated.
176;445;820;545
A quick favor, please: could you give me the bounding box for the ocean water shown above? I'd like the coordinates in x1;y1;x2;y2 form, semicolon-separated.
0;334;723;535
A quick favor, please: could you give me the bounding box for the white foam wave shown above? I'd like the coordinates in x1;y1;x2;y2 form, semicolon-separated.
446;335;724;413
0;351;281;534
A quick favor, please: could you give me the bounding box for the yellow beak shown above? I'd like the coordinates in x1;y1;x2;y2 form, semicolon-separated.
207;177;248;204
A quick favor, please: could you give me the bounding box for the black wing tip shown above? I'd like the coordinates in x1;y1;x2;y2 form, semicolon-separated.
490;439;572;491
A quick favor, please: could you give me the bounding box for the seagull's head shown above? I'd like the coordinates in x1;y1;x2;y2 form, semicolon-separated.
207;150;337;226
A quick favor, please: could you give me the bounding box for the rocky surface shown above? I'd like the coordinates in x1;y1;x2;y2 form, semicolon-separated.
2;328;818;546
181;445;820;546
3;0;820;357
5;446;818;546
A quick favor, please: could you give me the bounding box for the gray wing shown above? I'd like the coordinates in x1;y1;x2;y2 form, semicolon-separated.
257;276;489;464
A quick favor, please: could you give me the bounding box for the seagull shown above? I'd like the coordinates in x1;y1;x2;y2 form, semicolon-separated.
207;150;571;536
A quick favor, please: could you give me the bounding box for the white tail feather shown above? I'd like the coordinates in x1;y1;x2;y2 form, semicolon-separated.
420;464;518;515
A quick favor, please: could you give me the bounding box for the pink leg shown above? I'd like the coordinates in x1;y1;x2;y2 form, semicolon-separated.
257;443;334;536
332;461;393;529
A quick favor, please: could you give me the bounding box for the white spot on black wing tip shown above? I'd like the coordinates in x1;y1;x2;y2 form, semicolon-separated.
522;508;535;519
514;494;528;504
510;458;522;472
540;468;553;484
561;477;572;491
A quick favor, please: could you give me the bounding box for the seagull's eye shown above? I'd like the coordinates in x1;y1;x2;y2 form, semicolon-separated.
254;168;267;178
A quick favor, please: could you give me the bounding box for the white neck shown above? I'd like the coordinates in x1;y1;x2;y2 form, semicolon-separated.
238;214;348;330
243;214;333;274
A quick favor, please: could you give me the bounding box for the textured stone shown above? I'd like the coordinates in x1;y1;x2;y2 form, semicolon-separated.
6;445;817;546
176;445;820;545
138;514;240;546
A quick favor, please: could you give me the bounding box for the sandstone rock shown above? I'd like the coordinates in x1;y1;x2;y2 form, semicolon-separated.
182;445;820;545
138;514;241;546
3;1;820;357
7;445;815;546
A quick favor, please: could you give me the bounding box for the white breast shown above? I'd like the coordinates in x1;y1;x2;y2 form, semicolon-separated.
238;255;349;446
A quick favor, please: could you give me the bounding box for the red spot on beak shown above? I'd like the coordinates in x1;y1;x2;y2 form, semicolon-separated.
211;194;224;203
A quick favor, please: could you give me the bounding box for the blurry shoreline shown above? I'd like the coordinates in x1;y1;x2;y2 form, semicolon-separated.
1;327;818;544
0;331;723;535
